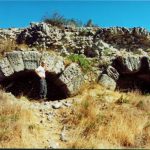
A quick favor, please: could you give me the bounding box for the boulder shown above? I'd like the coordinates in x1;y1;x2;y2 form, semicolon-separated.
58;63;84;95
99;74;116;90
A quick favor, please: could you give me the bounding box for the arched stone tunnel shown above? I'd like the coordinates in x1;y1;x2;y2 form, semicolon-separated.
100;55;150;94
1;71;67;100
0;51;84;101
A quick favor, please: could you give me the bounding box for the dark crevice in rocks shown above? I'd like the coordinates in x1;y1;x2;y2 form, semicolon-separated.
0;71;67;101
110;56;150;94
116;72;150;93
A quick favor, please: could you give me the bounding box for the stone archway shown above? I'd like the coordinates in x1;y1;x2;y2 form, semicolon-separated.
0;51;84;100
100;55;150;93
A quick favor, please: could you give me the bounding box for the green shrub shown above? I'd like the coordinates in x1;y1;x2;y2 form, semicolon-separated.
43;12;83;27
67;54;92;72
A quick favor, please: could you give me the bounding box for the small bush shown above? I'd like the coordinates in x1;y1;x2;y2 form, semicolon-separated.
43;12;83;28
67;54;92;72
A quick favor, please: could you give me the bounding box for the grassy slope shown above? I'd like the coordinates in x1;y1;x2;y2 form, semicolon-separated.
61;84;150;148
0;83;150;148
0;91;50;148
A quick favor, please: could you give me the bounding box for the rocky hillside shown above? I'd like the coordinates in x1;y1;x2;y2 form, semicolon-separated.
1;22;150;94
0;22;150;149
1;22;150;53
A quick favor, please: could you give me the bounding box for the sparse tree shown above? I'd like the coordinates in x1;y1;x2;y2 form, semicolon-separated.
42;12;83;27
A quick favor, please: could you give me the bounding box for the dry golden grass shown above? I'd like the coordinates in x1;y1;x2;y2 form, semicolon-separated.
0;90;47;148
61;84;150;149
0;39;16;56
0;39;31;57
0;83;150;149
0;38;67;58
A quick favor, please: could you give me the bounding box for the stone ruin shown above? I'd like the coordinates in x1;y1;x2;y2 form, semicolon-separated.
0;51;84;100
99;55;150;93
15;23;150;55
1;23;150;96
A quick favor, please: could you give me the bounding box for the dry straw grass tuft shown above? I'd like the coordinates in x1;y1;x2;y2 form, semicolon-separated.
62;84;150;149
0;90;44;148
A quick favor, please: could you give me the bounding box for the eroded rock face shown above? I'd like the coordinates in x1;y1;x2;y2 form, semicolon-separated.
2;23;150;59
16;22;99;54
0;28;22;40
17;22;63;49
94;27;150;51
2;23;150;94
0;51;84;99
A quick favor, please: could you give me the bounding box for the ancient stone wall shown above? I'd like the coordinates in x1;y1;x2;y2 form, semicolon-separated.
0;51;84;96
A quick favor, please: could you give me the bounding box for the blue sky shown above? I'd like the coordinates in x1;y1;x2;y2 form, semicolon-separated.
0;1;150;30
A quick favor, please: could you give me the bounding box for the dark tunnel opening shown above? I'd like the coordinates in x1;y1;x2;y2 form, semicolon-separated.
112;56;150;94
0;71;67;101
116;72;150;94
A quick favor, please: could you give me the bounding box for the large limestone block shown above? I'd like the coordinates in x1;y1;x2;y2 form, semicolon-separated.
99;74;116;91
22;51;41;70
58;63;84;95
67;75;84;94
41;52;65;74
6;51;24;72
59;63;82;84
0;57;14;77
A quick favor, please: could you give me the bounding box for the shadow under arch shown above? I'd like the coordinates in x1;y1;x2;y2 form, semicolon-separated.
0;70;67;101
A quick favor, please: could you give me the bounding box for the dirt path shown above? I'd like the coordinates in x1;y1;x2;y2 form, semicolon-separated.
25;98;77;148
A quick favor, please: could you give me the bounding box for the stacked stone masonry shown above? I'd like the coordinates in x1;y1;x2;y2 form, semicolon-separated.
0;51;84;95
